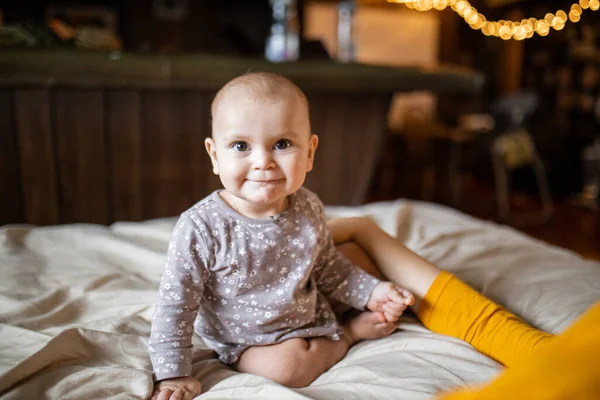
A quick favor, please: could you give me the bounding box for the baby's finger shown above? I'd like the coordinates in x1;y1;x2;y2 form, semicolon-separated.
170;389;183;400
373;311;386;323
382;305;403;320
385;300;407;312
383;311;399;322
389;287;415;305
388;288;409;305
157;388;174;400
401;290;416;306
384;301;406;317
375;321;397;333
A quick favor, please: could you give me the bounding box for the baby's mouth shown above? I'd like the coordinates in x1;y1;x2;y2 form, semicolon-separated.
248;178;284;184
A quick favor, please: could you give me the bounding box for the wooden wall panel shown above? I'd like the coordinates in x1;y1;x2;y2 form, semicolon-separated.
306;92;345;204
4;88;388;225
107;91;142;222
13;89;59;225
142;92;193;219
0;90;22;225
342;93;367;201
181;91;222;202
305;92;389;205
351;94;390;204
54;90;108;224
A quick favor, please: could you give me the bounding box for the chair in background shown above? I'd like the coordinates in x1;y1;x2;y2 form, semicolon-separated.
397;91;554;226
490;92;554;226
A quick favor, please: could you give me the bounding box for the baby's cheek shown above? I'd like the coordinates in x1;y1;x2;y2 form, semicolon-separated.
223;164;247;184
286;162;309;186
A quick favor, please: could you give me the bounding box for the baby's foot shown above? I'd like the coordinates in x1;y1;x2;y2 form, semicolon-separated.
342;311;397;346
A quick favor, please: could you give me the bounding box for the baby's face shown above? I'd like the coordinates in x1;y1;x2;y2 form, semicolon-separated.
206;93;317;216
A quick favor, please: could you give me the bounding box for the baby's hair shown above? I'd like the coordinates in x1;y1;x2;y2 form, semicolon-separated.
211;72;309;123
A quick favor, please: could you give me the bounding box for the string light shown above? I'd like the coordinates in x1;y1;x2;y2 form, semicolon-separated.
387;0;598;40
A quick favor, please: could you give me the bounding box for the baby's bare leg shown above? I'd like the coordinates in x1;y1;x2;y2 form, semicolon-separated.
235;242;398;388
236;312;395;388
235;337;350;388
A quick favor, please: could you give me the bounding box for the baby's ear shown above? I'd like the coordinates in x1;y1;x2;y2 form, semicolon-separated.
307;134;319;172
204;137;219;175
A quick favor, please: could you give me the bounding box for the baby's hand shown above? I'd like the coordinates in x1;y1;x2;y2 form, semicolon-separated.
366;282;415;322
151;376;202;400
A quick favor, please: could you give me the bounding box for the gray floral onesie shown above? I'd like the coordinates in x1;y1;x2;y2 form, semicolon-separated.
149;187;381;381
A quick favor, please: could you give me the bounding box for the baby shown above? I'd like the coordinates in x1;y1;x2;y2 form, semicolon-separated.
149;72;415;400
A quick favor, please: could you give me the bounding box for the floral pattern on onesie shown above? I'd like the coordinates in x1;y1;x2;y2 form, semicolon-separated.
149;187;381;381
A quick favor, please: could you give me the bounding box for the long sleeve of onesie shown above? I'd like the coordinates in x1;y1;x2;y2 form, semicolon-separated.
311;200;381;310
148;215;208;381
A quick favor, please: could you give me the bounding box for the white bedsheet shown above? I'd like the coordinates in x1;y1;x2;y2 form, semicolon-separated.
1;200;599;399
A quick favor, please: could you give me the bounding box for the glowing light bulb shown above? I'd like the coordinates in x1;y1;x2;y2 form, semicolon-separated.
388;0;596;40
570;10;582;21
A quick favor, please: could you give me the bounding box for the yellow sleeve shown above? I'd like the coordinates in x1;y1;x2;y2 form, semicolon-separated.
437;300;600;400
418;271;553;368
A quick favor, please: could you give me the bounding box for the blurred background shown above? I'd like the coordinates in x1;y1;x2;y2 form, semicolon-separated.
0;0;598;259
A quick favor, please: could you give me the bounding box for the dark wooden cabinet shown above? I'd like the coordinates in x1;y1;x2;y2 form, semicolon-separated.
0;88;391;225
0;50;481;225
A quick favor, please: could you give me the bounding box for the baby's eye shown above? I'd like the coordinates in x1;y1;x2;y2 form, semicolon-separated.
274;139;291;150
232;142;249;152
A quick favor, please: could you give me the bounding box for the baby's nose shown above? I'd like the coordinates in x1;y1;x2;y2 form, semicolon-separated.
252;150;275;170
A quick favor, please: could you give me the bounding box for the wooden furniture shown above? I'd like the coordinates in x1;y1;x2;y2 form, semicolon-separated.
0;50;482;226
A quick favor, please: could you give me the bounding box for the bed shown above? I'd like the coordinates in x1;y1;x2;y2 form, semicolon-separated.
1;198;599;400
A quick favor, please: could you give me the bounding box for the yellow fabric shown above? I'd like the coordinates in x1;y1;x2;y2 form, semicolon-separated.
438;300;600;400
417;271;554;368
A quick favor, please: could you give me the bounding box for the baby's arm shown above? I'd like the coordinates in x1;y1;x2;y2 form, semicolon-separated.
149;215;207;399
317;206;415;322
328;216;440;313
309;198;383;310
